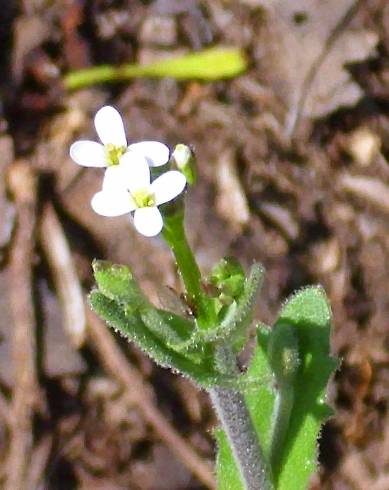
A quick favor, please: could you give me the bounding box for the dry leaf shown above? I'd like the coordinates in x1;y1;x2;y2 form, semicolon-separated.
258;0;378;130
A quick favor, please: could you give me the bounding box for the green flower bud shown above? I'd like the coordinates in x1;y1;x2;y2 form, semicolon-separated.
171;144;197;185
210;257;245;302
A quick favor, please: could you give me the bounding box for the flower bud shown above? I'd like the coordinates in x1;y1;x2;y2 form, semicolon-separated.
171;144;197;185
210;257;245;303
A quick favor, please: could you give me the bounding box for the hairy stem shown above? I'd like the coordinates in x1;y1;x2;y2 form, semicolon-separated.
211;346;273;490
210;386;273;490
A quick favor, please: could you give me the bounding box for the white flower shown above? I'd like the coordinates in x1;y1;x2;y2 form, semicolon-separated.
91;152;186;237
69;106;170;172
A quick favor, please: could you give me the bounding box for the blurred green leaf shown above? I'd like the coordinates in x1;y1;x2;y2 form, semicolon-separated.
64;47;248;90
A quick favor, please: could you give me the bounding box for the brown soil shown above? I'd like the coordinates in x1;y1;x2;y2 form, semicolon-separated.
1;1;389;489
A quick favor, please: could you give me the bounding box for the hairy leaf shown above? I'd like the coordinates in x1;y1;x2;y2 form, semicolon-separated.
217;287;337;490
93;260;146;311
89;291;225;387
93;260;196;347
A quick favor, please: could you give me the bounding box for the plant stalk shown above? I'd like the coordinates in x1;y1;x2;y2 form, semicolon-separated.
163;211;272;488
209;385;273;490
163;211;216;328
210;346;273;490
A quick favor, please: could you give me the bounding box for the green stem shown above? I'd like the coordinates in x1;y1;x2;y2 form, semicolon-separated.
162;212;215;328
269;383;295;473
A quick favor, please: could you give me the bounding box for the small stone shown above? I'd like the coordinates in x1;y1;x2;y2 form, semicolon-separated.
346;127;381;167
140;16;177;46
314;238;341;274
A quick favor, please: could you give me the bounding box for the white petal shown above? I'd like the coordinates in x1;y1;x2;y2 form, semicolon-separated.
69;141;107;167
103;165;127;192
91;189;135;217
94;106;127;147
119;152;150;194
128;141;170;167
151;171;187;205
133;207;163;237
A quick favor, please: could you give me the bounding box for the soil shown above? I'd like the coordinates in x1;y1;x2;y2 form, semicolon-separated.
1;0;389;489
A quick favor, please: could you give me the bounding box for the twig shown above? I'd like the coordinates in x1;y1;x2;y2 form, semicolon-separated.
0;390;11;427
40;202;86;348
26;435;53;490
5;161;39;490
338;173;389;214
86;308;216;489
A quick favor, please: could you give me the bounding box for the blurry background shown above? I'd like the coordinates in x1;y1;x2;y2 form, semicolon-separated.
0;0;389;488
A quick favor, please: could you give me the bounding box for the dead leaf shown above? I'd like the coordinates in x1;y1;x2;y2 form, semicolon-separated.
257;0;378;131
338;173;389;214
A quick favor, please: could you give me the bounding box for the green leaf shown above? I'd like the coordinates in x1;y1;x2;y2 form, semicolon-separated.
217;287;337;490
140;308;193;347
215;429;243;490
227;263;264;352
64;47;248;90
93;260;196;347
89;291;225;387
93;260;146;311
272;287;337;489
154;309;195;344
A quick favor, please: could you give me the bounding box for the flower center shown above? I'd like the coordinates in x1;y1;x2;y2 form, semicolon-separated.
105;144;126;166
132;188;156;208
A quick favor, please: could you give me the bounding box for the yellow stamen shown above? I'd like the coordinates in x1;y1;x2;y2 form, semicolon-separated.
132;188;156;208
105;144;126;166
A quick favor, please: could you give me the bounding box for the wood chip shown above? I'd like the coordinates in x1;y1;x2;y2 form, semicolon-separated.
339;174;389;214
6;161;39;490
40;203;87;348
